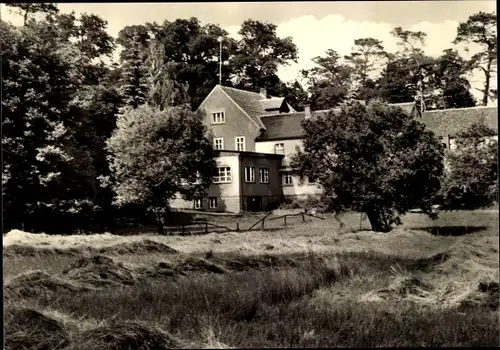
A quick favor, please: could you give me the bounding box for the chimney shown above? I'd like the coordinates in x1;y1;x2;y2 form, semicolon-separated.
260;88;268;99
304;105;311;119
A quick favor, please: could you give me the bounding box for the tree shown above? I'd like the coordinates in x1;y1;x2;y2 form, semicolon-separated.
1;19;93;231
390;27;437;114
439;121;498;209
290;100;444;232
433;49;476;109
302;49;354;110
118;29;149;108
2;7;120;233
106;104;218;234
344;37;388;99
5;3;59;25
231;19;298;96
454;11;497;106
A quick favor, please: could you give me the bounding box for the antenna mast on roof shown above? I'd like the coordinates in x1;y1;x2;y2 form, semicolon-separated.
218;36;223;85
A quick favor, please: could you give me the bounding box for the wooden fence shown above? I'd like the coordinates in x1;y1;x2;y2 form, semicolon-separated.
161;211;325;236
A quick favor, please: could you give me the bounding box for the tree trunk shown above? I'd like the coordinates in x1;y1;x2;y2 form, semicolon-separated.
482;60;492;106
365;209;391;232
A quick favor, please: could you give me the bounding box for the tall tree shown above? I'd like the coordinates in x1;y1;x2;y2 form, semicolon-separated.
230;19;298;95
106;104;218;234
453;11;497;106
5;3;58;25
291;100;444;232
344;37;388;100
118;29;149;108
390;27;434;114
2;8;120;233
302;49;354;110
433;49;476;109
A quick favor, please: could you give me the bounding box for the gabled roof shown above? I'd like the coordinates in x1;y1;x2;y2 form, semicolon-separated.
422;106;498;137
218;86;267;128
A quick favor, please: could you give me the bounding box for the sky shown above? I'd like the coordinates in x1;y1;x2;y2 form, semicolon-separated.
1;1;497;104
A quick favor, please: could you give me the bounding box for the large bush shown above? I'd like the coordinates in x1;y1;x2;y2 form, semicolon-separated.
439;121;498;210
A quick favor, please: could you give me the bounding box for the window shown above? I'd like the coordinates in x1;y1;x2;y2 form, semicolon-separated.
244;167;255;183
213;167;231;183
212;111;225;124
209;197;218;209
235;136;245;151
214;137;224;150
259;168;269;184
274;143;285;154
283;172;293;185
194;199;203;209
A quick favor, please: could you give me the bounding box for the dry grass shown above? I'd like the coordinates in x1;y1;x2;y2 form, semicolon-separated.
3;210;499;348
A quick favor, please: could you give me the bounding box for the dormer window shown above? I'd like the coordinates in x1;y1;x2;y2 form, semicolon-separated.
274;143;285;154
212;111;225;124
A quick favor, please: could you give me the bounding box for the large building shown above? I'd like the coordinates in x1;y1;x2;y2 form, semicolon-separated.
171;85;498;213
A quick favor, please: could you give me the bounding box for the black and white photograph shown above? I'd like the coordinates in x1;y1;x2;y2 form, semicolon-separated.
2;1;498;348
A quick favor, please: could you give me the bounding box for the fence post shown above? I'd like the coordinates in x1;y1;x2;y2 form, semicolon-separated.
261;218;265;230
236;222;239;232
182;224;185;236
284;215;287;226
205;222;208;234
301;213;305;222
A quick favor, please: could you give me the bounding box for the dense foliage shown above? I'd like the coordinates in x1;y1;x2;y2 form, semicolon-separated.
105;104;218;233
291;101;445;232
1;4;496;234
439;122;498;210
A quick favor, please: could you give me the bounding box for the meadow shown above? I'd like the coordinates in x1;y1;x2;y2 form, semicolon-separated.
3;210;499;349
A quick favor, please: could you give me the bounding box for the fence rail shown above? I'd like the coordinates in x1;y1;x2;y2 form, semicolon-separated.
159;210;325;235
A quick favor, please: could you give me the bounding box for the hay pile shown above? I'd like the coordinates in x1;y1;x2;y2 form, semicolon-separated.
175;257;229;274
3;230;178;257
79;320;185;350
363;276;434;303
5;271;94;299
99;239;178;255
4;306;74;350
62;255;136;286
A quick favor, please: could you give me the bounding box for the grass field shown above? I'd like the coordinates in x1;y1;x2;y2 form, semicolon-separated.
3;210;499;349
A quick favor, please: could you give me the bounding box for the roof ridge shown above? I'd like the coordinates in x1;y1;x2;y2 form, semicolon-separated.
219;85;263;97
424;105;498;113
260;111;304;118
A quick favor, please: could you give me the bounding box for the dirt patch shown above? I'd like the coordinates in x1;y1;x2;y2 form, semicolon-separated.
79;320;185;350
4;306;74;350
62;255;136;286
5;271;94;298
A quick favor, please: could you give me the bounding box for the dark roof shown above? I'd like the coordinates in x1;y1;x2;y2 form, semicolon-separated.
422;106;498;137
255;101;434;142
219;86;267;128
256;113;306;141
